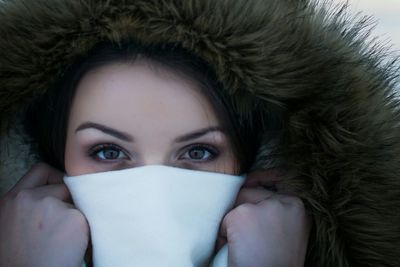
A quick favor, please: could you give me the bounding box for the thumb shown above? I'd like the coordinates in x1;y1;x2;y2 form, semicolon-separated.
10;162;64;194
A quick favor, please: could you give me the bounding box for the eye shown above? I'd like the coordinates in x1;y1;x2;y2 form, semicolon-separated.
88;144;129;161
180;144;218;162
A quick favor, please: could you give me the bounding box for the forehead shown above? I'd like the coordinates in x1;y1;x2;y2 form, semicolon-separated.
67;62;220;138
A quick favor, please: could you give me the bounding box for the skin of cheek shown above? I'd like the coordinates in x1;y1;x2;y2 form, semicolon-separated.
63;61;238;176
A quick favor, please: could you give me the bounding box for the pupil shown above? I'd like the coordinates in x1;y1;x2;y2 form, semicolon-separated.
104;149;118;159
190;149;204;159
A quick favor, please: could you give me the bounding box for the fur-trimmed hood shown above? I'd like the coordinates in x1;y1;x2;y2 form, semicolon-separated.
0;0;399;266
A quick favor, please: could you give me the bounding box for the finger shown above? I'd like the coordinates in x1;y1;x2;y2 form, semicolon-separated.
242;169;282;188
29;184;72;203
234;187;275;206
11;162;64;193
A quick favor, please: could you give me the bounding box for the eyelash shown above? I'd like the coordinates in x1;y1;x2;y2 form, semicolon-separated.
87;143;130;162
87;143;219;163
179;143;219;163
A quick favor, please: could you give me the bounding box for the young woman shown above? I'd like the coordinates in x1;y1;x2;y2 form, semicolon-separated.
0;0;399;267
1;40;309;267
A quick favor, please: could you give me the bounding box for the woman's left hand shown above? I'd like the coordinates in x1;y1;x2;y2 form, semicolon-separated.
216;170;310;267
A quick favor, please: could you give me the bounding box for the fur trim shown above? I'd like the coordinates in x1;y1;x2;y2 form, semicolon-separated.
1;0;399;266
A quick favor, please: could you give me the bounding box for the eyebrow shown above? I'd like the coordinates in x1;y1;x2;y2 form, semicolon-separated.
75;122;134;142
75;122;223;143
174;126;224;143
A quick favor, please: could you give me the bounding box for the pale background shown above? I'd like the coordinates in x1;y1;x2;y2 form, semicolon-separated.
334;0;399;49
334;0;399;92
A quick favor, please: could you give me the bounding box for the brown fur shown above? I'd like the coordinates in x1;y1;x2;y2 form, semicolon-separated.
0;0;399;266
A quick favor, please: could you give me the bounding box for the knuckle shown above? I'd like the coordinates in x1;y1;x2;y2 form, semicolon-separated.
28;162;46;173
36;196;60;212
291;197;306;211
68;209;85;220
67;209;89;232
15;189;35;203
40;196;57;205
227;203;257;221
279;196;307;217
9;190;37;213
25;162;53;177
280;195;305;208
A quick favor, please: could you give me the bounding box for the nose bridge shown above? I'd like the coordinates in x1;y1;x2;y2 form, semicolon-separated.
142;157;167;166
140;146;170;167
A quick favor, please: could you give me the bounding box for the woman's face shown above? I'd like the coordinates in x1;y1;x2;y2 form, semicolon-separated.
64;61;237;176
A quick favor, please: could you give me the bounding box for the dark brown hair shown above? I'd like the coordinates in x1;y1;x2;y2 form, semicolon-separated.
24;40;263;174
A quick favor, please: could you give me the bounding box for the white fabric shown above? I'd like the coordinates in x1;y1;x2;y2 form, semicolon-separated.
64;165;244;267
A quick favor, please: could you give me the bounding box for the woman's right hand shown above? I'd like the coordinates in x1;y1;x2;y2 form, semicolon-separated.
0;162;89;267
